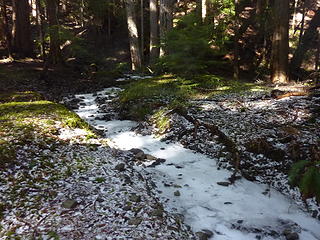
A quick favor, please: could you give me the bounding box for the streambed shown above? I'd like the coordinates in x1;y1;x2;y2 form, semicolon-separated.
70;84;320;240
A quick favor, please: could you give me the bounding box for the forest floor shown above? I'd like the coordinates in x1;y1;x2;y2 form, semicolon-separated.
1;62;320;239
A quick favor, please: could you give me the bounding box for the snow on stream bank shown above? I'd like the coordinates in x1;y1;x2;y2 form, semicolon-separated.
72;86;320;240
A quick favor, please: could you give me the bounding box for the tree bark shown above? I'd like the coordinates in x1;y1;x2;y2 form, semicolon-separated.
159;0;174;56
233;0;240;80
149;0;159;63
36;0;46;59
196;0;207;22
12;0;33;57
125;0;142;70
46;0;63;64
140;0;144;63
290;9;320;76
1;0;12;57
271;0;289;83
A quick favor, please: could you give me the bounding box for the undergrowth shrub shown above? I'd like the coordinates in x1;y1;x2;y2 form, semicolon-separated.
157;14;215;76
289;159;320;202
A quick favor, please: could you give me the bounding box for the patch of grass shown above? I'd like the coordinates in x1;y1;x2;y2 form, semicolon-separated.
151;108;171;134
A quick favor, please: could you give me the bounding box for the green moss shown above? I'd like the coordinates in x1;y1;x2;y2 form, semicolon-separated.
0;100;90;130
119;74;269;120
0;92;94;168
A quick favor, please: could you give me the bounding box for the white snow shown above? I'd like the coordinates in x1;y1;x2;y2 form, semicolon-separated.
73;87;320;240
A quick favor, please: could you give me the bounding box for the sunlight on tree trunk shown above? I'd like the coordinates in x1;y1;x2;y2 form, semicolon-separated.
149;0;159;63
271;0;289;83
160;0;174;56
290;9;320;76
125;0;142;70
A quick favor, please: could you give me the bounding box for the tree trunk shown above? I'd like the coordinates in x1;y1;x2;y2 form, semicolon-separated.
159;0;174;56
233;0;240;80
36;0;46;59
149;0;159;63
46;0;63;64
196;0;207;22
271;0;289;83
140;0;144;63
1;0;12;57
290;9;320;76
12;0;33;57
125;0;142;70
291;0;298;33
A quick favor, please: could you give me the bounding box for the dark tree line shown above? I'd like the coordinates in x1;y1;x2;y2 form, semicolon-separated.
0;0;319;83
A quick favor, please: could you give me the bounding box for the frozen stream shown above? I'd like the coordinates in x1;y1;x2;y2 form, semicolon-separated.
72;86;320;240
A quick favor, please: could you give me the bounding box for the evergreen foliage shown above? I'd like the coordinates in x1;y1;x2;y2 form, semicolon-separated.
289;160;320;202
158;14;215;75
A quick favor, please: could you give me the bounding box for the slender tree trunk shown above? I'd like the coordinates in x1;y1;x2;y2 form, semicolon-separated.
290;9;320;75
291;0;298;33
1;0;12;57
271;0;289;83
140;0;144;63
315;37;320;71
125;0;142;70
46;0;63;64
233;0;240;80
36;0;46;59
149;0;159;63
196;0;207;22
61;0;67;13
159;0;174;56
12;0;33;57
80;0;84;27
298;3;306;45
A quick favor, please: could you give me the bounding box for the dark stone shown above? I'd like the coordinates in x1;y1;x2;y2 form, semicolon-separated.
129;148;144;155
285;233;299;240
224;202;233;205
312;210;318;218
129;194;141;202
122;205;131;211
62;199;78;209
150;208;164;217
128;217;142;225
114;163;125;171
195;229;214;240
217;181;230;187
174;190;181;196
237;220;243;224
145;154;157;160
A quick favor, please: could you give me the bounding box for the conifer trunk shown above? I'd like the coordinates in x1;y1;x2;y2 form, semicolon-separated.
290;9;320;76
271;0;289;83
159;0;174;56
0;0;12;57
47;0;63;64
12;0;33;57
125;0;142;70
149;0;159;63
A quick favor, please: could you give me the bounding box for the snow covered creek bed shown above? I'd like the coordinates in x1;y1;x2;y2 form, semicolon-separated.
67;83;320;240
